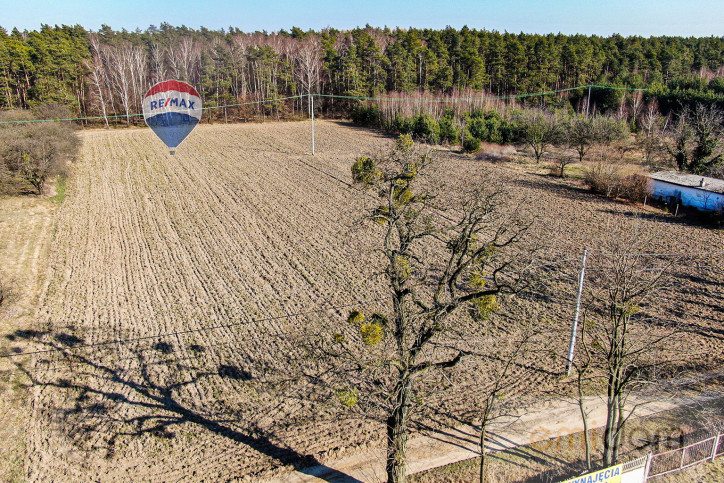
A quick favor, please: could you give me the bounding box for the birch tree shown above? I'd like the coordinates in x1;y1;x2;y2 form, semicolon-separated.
293;35;322;112
577;227;678;467
85;34;110;128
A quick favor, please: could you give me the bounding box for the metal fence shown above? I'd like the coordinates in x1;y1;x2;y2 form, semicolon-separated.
647;431;723;479
623;454;649;473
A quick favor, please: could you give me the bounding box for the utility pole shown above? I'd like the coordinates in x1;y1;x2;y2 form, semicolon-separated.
585;85;592;118
567;248;588;376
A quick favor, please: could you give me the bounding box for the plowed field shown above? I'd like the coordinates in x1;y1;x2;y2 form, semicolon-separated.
6;121;722;481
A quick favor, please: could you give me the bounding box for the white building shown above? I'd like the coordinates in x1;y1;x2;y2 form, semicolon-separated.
647;171;724;212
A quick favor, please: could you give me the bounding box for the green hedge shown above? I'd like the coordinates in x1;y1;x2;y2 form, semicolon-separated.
350;103;519;149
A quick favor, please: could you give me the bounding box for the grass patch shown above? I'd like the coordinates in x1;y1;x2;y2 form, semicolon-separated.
52;175;67;204
563;164;587;180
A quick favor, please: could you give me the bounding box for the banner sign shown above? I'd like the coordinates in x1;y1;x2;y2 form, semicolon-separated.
560;464;622;483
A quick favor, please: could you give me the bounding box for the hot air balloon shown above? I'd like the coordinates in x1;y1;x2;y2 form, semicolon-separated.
142;80;202;155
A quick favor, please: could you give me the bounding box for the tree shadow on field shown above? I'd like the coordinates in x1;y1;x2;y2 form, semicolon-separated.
511;177;687;229
3;330;361;482
511;177;601;204
595;208;693;227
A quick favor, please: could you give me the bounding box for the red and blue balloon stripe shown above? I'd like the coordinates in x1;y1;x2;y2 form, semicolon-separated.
142;80;202;154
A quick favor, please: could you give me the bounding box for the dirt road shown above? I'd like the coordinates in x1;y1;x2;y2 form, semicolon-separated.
271;388;724;483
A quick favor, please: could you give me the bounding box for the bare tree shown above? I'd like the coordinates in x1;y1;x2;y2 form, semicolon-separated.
571;349;595;471
576;227;678;467
553;152;577;178
477;327;534;483
565;115;628;164
85;34;110;128
566;114;597;163
293;35;323;112
229;34;249;102
300;135;532;483
148;42;167;85
513;109;563;163
637;103;666;167
0;105;79;194
130;43;148;112
627;90;644;125
103;41;145;125
167;37;201;84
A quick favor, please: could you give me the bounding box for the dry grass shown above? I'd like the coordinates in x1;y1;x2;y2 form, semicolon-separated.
475;143;517;162
411;387;724;482
0;195;57;482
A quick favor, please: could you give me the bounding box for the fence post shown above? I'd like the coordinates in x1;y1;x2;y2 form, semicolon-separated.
712;433;722;461
680;446;687;470
643;452;653;480
566;248;588;376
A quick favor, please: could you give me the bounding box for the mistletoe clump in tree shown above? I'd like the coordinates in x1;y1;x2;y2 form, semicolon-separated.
319;134;531;482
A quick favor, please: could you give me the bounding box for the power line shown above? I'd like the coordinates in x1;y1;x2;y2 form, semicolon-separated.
0;254;579;363
589;251;724;257
0;255;600;372
2;248;717;378
6;247;712;362
0;297;389;360
0;84;646;125
1;335;269;379
316;84;648;103
0;276;574;380
0;95;306;125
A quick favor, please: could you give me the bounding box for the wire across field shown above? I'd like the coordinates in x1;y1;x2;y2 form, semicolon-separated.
13;121;723;482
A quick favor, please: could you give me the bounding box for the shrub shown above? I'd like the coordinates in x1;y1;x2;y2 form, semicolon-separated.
347;310;365;325
466;116;490;143
351;103;381;127
360;322;383;345
391;114;412;134
469;294;498;321
438;115;460;144
619;174;648;203
585;159;648;202
585;161;621;198
465;109;516;145
709;77;724;95
337;388;359;407
0;104;78;194
411;114;440;144
462;132;481;153
351;156;380;184
475;143;516;162
0;162;20;195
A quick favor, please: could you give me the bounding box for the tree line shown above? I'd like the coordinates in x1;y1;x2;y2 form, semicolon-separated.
0;23;722;196
1;24;724;123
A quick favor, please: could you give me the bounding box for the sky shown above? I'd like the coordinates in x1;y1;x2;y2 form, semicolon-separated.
1;0;724;37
